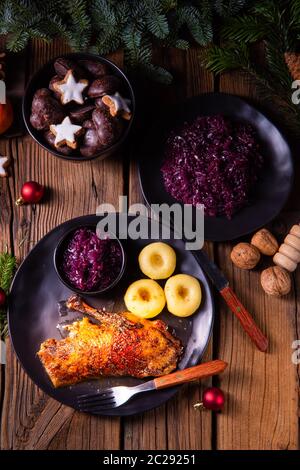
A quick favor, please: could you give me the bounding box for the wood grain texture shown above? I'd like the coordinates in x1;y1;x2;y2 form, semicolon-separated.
125;47;216;451
215;73;299;449
164;48;215;452
0;39;123;450
0;38;299;451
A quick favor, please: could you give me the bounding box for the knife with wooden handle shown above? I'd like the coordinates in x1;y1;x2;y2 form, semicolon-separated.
192;249;268;352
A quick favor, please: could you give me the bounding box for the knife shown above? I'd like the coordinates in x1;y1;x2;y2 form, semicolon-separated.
192;249;268;352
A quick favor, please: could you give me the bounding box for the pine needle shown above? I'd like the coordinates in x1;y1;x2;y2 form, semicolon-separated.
0;0;247;83
202;0;300;137
0;252;16;339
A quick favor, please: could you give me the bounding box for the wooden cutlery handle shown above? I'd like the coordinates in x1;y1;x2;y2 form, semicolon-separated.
220;286;268;352
153;360;227;390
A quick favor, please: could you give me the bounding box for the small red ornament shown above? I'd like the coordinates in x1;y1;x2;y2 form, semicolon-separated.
202;387;225;411
16;181;44;205
194;386;225;412
0;287;6;307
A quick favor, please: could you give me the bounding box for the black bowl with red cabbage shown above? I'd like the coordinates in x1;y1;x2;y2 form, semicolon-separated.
54;226;125;294
161;114;264;219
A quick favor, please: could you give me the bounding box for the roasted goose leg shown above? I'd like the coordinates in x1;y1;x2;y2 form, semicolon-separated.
38;295;182;387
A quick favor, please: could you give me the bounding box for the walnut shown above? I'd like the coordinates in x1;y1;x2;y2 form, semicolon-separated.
260;266;291;296
230;242;260;269
251;228;278;256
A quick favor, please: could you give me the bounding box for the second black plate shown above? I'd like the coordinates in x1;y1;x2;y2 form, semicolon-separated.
138;93;294;241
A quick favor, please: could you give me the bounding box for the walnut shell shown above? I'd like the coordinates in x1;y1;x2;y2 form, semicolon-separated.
230;242;260;269
260;266;291;296
251;229;278;256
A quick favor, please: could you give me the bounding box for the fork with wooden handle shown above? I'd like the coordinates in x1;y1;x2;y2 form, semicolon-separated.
77;360;227;413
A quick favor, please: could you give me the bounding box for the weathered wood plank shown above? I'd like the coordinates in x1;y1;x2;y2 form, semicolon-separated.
166;47;215;451
0;40;124;450
124;47;215;450
216;72;299;449
1;37;299;452
0;139;13;434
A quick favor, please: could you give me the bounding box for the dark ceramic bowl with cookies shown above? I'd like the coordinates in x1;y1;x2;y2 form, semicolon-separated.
23;53;135;161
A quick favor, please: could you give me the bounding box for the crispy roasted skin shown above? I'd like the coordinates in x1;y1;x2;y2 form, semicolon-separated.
38;295;182;387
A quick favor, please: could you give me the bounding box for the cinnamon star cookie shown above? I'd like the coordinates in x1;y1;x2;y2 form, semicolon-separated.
0;156;10;177
102;92;132;120
50;117;83;149
54;70;88;105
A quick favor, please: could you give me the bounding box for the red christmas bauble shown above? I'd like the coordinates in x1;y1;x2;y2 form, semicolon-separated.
202;387;225;411
16;181;44;205
0;287;6;307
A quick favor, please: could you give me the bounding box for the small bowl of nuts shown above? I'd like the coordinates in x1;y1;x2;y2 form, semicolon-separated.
23;53;135;161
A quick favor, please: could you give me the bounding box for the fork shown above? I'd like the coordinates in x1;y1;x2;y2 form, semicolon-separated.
77;359;227;413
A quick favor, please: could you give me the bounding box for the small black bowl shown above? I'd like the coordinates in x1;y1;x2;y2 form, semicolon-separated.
54;224;126;296
23;52;135;162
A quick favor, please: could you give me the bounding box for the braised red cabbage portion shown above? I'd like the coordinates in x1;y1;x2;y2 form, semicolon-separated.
161;115;264;218
63;228;122;291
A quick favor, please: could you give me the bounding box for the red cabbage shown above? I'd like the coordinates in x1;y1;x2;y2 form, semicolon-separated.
62;228;122;291
161;115;264;218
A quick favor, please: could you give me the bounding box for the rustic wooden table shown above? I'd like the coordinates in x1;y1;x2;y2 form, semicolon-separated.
0;39;299;450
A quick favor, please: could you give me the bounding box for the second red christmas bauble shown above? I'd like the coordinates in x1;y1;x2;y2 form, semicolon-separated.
202;387;225;411
16;181;44;205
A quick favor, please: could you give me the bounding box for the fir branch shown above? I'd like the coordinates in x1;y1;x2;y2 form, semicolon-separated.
0;252;16;292
200;43;250;74
174;39;190;50
264;43;292;91
122;24;144;68
139;63;173;84
0;252;16;339
178;5;213;45
0;0;243;82
64;0;91;50
214;0;251;18
221;15;267;43
146;12;169;40
201;0;300;136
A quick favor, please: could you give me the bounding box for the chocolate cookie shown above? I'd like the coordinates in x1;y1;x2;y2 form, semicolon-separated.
80;130;104;157
30;88;65;131
44;130;74;155
78;59;110;78
54;57;85;80
92;108;123;147
70;104;95;124
88;75;121;98
49;75;62;100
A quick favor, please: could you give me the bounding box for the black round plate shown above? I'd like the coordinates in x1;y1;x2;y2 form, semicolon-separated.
138;93;294;241
8;214;214;416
